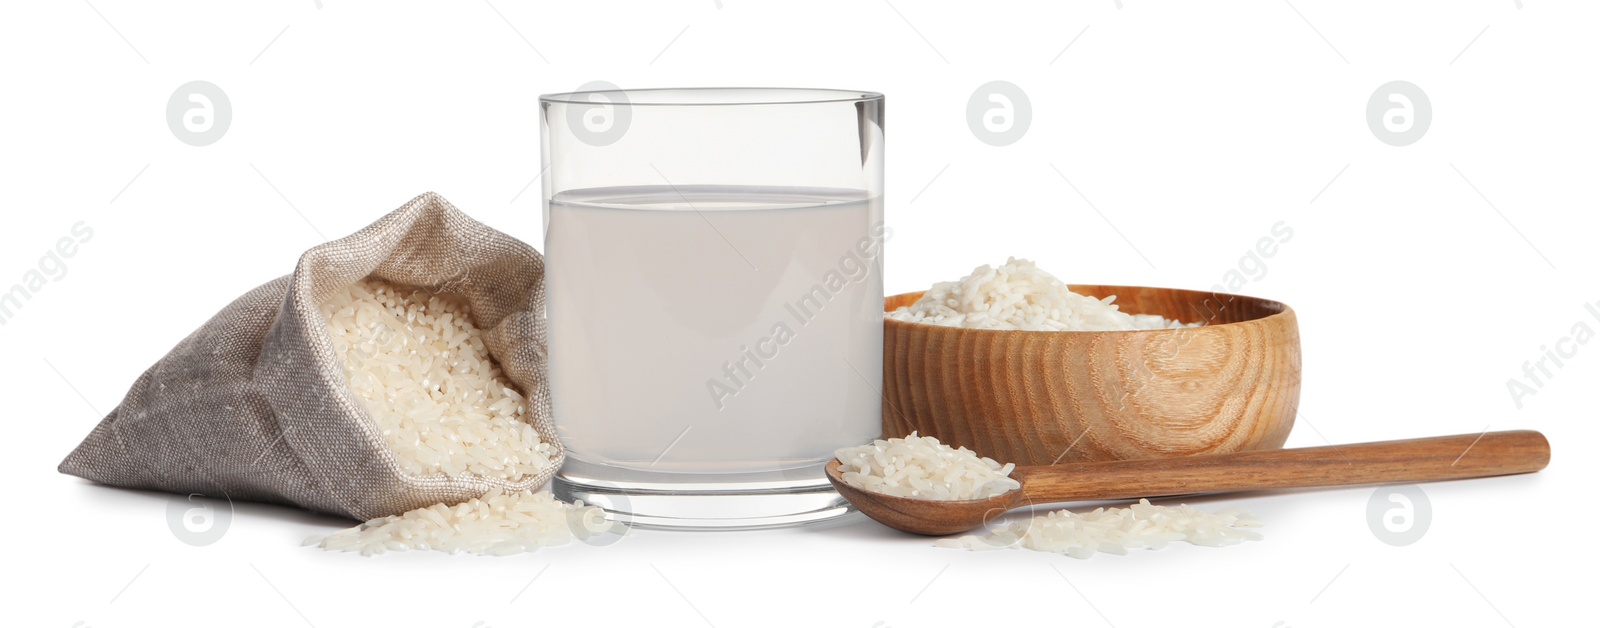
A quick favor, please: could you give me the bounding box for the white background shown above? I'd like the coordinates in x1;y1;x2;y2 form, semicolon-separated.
3;1;1594;626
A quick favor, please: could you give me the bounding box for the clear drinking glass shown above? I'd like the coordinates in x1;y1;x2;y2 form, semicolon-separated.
541;88;886;529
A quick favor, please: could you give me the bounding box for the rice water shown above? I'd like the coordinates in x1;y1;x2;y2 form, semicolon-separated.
545;185;885;474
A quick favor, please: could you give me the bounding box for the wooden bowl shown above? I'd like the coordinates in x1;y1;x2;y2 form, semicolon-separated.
882;286;1301;466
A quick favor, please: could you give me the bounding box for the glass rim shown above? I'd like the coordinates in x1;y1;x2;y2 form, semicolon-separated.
539;87;884;107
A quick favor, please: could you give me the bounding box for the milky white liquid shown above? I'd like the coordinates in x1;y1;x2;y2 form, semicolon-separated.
545;186;885;473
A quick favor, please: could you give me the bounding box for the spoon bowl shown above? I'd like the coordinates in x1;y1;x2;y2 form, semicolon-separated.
825;460;1021;536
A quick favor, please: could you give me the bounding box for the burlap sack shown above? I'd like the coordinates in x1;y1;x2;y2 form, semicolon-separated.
58;192;562;521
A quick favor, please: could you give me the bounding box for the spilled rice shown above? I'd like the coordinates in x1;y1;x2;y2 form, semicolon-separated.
304;488;619;556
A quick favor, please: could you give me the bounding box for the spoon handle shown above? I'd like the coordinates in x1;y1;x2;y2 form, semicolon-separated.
1013;430;1550;504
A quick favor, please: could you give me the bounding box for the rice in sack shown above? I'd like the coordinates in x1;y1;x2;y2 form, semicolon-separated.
58;192;562;521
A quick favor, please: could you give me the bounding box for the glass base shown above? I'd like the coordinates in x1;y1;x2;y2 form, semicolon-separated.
553;456;853;530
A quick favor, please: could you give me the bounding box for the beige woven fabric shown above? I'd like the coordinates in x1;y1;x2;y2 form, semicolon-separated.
58;192;562;521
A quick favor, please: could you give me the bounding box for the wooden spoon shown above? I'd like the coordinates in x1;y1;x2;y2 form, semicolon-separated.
825;430;1550;536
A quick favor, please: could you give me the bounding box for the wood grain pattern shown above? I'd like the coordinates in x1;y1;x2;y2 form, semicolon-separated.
1011;430;1549;503
826;430;1550;536
882;286;1301;466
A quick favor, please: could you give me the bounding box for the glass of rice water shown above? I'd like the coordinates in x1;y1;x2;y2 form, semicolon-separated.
540;88;886;529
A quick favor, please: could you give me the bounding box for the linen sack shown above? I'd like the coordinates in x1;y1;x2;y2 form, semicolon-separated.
58;192;561;521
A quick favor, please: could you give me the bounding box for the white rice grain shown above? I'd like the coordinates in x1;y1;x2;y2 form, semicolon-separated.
305;489;619;556
835;433;1021;501
887;257;1195;331
321;278;555;481
936;499;1262;558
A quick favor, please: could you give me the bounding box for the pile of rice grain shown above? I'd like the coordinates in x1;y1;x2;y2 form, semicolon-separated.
936;499;1262;558
835;433;1021;500
321;278;555;480
887;257;1194;331
304;488;617;556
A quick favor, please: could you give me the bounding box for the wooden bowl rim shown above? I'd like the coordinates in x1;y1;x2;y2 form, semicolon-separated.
884;285;1295;334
